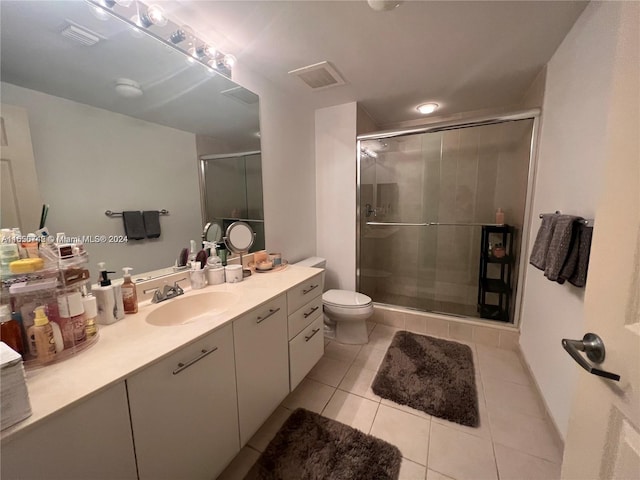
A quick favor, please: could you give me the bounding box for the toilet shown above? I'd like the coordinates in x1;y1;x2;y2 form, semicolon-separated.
294;257;374;345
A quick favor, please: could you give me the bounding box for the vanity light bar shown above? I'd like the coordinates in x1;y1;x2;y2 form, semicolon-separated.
85;0;235;78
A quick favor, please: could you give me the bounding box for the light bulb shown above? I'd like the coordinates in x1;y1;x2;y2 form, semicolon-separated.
223;54;236;69
416;103;439;115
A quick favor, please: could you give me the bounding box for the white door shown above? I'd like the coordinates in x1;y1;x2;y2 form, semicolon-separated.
561;3;639;479
0;104;42;232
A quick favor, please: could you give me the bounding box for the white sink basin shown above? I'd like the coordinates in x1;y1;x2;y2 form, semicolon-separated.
145;292;239;327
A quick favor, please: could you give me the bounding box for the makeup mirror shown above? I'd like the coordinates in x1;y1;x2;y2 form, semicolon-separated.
224;221;255;277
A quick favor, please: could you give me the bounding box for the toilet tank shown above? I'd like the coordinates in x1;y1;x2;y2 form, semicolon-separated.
294;257;326;268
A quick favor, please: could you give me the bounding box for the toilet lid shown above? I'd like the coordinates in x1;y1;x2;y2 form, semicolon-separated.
323;289;372;308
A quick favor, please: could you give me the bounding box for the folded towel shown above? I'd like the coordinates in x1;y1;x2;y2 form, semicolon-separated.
143;210;161;239
545;215;579;281
530;214;558;270
122;211;145;240
568;224;593;288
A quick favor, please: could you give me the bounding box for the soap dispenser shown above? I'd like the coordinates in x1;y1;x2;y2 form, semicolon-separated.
121;267;138;314
91;262;126;325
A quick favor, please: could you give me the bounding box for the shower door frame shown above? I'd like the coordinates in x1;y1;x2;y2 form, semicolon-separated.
356;108;541;329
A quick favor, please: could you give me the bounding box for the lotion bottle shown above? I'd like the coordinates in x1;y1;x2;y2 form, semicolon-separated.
121;267;138;314
27;306;56;363
92;262;125;325
496;208;505;225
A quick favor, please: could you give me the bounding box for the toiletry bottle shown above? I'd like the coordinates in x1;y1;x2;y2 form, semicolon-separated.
496;208;505;225
217;241;228;266
82;295;98;337
188;240;198;263
57;292;87;348
92;262;125;325
0;304;24;356
27;306;56;363
121;267;138;314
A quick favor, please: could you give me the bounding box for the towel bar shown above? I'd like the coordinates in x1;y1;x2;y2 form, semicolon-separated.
538;211;593;226
105;209;169;217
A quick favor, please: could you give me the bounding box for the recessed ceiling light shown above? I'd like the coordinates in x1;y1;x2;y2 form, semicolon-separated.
417;103;439;115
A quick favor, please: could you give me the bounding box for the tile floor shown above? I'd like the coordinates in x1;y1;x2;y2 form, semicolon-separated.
218;322;563;480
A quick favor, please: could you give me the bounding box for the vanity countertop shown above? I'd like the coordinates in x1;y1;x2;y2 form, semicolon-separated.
1;265;323;442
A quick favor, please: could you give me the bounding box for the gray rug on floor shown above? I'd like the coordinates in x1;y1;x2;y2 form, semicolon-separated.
372;331;479;427
245;408;402;480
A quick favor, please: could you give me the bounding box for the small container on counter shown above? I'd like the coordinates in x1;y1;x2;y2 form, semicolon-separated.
56;292;86;349
0;305;24;357
206;266;225;285
225;264;243;283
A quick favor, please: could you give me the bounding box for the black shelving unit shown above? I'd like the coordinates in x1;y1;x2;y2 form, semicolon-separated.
478;225;514;322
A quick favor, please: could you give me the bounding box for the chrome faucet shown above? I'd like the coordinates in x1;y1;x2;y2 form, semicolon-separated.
145;278;187;303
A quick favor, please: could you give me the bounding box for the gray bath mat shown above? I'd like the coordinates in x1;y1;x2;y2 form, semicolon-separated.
372;331;479;427
245;408;402;480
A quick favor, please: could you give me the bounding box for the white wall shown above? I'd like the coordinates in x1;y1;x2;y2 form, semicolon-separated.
315;103;358;290
1;82;201;280
519;2;621;439
232;65;317;263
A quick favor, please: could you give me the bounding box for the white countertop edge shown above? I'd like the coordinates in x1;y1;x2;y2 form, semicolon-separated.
1;265;324;443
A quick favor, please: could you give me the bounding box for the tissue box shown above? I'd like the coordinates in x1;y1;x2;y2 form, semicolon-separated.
1;342;32;431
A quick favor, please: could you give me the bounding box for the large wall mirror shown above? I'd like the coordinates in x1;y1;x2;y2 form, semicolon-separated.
0;0;262;278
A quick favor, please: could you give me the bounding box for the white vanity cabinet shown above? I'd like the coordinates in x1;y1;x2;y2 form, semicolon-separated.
287;272;325;390
233;294;289;446
126;324;239;480
0;382;137;480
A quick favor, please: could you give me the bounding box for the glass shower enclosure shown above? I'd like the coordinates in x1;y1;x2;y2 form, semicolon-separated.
357;114;537;324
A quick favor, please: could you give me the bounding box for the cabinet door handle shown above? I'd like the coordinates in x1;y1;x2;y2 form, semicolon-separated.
303;306;320;318
256;307;280;324
302;284;318;295
305;328;321;342
173;347;218;375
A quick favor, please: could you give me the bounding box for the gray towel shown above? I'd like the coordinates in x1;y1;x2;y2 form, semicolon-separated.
143;210;161;238
558;220;582;284
568;224;593;288
122;211;145;240
544;215;579;281
530;214;558;270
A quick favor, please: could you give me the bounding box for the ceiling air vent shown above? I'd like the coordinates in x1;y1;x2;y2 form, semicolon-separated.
60;23;102;46
221;86;259;105
288;61;346;90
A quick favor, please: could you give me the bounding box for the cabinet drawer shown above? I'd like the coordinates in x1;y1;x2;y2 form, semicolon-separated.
288;295;323;341
289;315;324;391
127;324;239;480
234;294;289;446
287;272;324;315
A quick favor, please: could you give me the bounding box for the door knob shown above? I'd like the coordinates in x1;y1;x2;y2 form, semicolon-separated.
562;333;620;381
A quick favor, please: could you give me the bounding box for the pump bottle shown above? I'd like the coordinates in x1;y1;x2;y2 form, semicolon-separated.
27;306;56;363
121;267;138;314
91;262;125;325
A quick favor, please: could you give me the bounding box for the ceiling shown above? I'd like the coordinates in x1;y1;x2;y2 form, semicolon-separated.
165;0;588;127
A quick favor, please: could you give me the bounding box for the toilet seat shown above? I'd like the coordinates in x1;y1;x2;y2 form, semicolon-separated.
323;289;372;308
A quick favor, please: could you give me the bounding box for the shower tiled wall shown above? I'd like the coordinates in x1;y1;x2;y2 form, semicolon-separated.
359;119;533;319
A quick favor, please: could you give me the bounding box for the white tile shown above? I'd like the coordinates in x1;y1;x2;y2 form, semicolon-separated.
216;446;259;480
380;398;431;420
370;404;430;466
472;326;500;348
483;376;546;419
498;330;520;350
426;469;456;480
282;378;335;413
381;309;406;329
352;344;388;371
323;341;362;364
321;390;379;433
306;356;352;387
399;458;427;480
366;320;376;335
428;422;497;480
489;407;563;463
494;444;561;480
247;406;291;452
449;322;473;342
424;317;449;338
405;312;426;334
476;344;531;386
338;364;382;402
367;324;400;351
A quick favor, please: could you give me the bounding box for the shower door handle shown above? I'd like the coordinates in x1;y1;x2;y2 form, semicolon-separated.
365;204;377;218
367;222;429;226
